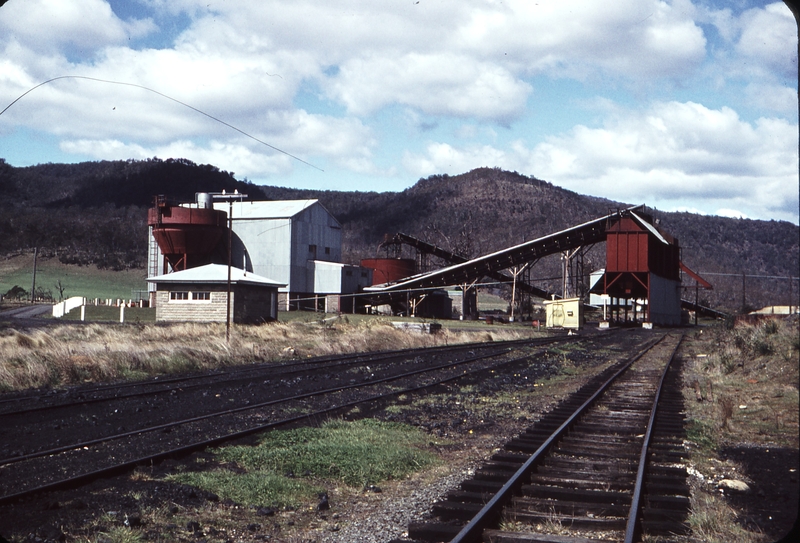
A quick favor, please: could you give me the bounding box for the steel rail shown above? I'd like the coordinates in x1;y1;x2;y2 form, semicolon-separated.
3;339;497;408
0;345;544;506
0;341;473;410
447;332;668;543
0;334;568;414
624;333;684;543
0;342;488;416
1;334;582;469
0;346;513;468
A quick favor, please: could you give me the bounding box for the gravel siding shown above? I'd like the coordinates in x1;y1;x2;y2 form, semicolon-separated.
321;462;482;543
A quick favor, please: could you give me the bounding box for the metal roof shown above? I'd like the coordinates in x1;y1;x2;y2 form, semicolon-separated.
630;212;669;245
212;199;321;220
365;205;643;293
147;264;285;287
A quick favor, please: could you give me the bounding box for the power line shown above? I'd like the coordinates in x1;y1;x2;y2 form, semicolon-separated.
697;272;798;281
0;75;323;172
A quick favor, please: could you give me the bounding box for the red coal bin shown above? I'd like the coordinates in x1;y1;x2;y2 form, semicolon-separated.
148;203;227;272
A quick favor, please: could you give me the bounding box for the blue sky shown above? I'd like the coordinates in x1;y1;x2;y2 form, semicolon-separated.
0;0;797;223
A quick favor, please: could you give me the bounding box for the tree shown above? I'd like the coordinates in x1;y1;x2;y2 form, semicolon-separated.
3;285;29;301
55;279;66;302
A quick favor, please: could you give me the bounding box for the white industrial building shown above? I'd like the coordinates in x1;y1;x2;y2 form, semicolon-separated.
147;198;372;313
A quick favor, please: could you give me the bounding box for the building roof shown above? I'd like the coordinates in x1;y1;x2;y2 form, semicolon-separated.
212;199;320;220
750;306;798;315
629;212;668;244
147;264;286;287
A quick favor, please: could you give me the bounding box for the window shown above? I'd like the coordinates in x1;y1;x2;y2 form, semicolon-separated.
324;247;331;255
169;291;211;302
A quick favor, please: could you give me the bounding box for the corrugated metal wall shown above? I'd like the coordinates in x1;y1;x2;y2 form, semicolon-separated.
649;274;682;325
607;230;649;272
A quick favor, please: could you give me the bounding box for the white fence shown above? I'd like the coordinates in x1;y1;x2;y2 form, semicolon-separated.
52;296;86;318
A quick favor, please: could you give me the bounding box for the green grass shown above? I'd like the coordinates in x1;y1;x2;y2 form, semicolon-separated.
0;255;147;301
169;470;324;510
168;419;440;509
477;291;509;311
61;305;156;323
218;419;439;487
92;527;145;543
686;417;718;451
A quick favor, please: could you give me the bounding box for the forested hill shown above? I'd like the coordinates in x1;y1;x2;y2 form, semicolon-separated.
0;158;260;270
1;158;797;311
0;157;259;208
258;169;620;262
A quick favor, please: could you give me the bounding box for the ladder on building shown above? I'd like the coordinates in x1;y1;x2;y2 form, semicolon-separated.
147;227;161;287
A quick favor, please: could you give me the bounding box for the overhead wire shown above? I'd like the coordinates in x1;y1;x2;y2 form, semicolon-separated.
0;75;323;172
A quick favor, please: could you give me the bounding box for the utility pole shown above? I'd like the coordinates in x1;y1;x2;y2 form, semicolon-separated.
227;199;233;341
30;247;38;303
741;272;746;314
211;190;247;342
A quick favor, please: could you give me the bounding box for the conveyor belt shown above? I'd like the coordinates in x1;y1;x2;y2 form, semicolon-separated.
366;206;643;294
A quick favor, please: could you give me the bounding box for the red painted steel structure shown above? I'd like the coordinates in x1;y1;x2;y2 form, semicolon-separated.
147;198;227;273
606;216;679;278
600;212;682;325
361;258;416;286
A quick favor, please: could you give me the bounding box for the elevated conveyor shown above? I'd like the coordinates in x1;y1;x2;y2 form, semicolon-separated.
379;232;555;299
365;205;642;295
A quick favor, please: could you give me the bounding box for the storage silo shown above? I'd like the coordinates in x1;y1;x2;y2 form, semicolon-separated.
147;194;227;273
361;258;417;286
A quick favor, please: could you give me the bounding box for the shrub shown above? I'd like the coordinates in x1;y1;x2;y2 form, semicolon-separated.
719;351;738;375
753;337;774;356
763;319;780;335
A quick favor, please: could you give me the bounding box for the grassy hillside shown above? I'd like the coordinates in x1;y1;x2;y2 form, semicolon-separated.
0;253;147;302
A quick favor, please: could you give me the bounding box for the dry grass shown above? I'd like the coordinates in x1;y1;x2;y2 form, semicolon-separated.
684;318;799;448
688;490;762;543
682;317;799;543
0;317;526;392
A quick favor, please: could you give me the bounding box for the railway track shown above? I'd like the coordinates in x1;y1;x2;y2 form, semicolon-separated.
0;334;591;506
0;338;543;413
0;339;542;459
398;332;689;543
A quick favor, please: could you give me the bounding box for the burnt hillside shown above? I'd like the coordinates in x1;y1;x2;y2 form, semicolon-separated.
0;158;797;312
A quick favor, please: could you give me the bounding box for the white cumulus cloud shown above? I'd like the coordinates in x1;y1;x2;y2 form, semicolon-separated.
0;0;152;53
736;2;797;79
329;53;531;121
404;100;798;223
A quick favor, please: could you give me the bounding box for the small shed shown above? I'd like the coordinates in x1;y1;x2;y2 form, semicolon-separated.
544;297;583;329
147;264;285;324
